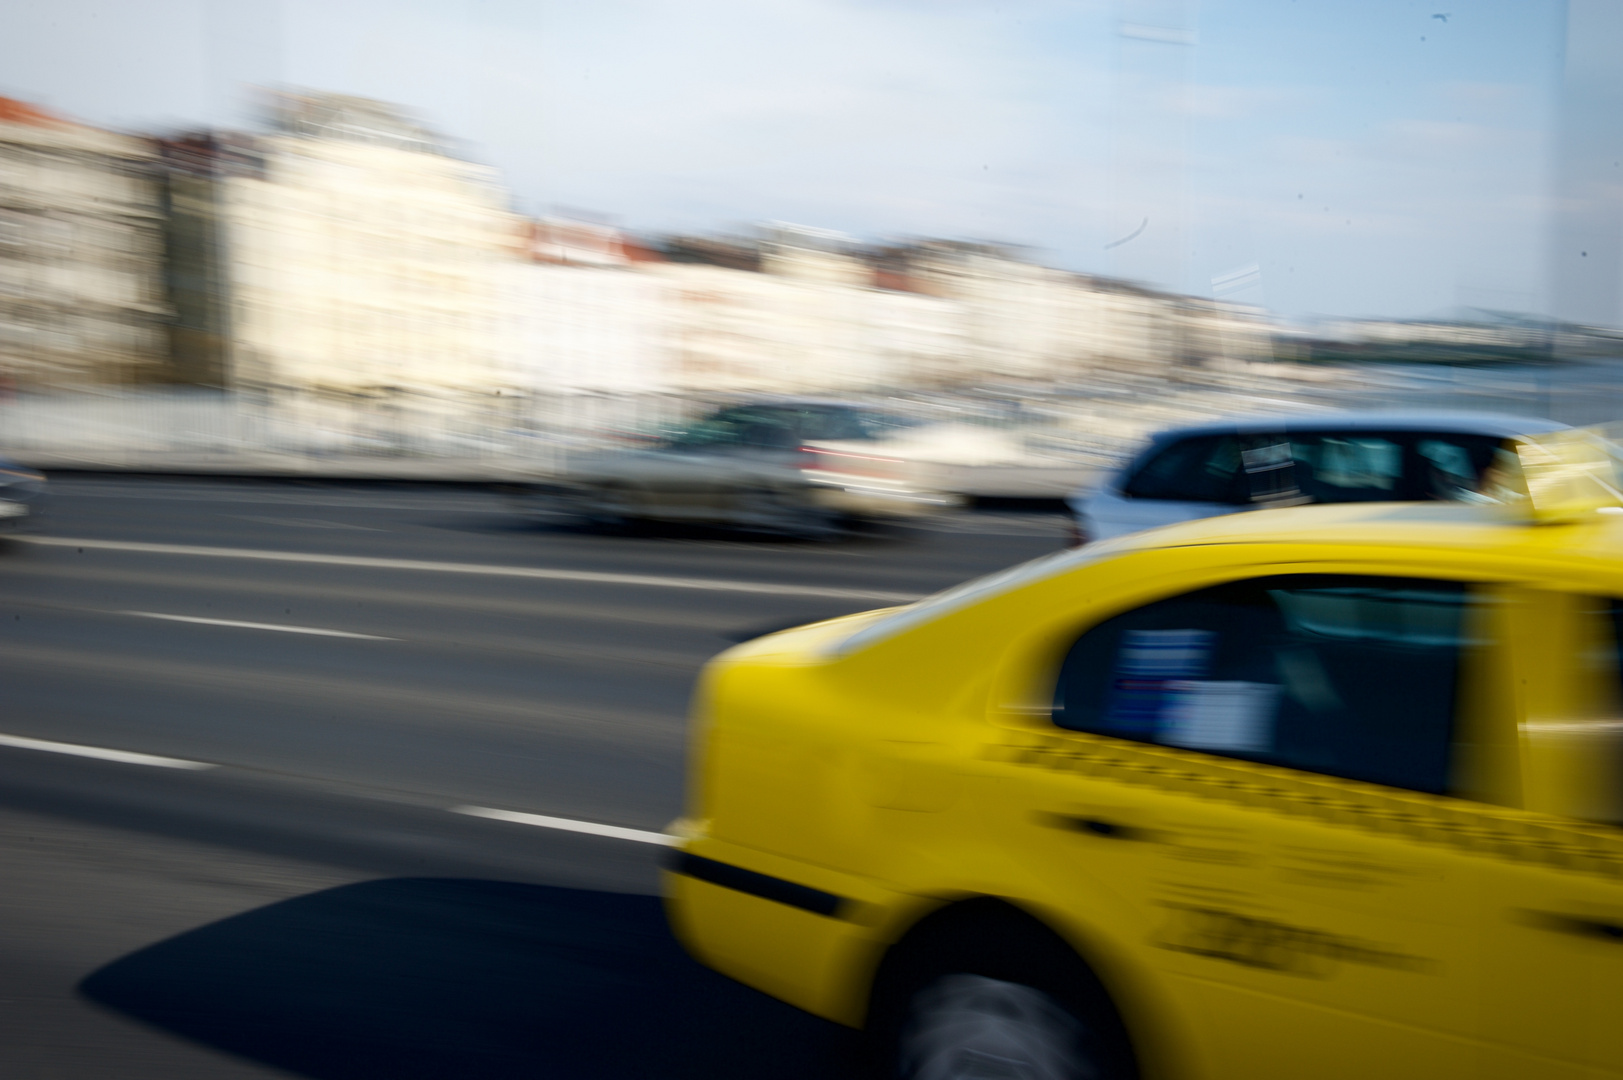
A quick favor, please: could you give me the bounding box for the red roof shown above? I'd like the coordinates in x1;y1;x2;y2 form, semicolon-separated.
0;97;67;127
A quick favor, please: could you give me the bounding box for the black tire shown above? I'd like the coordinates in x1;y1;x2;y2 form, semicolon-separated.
868;903;1135;1080
744;488;843;540
513;485;592;529
583;485;641;533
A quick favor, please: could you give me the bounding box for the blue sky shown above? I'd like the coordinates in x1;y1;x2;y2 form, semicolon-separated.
0;0;1571;320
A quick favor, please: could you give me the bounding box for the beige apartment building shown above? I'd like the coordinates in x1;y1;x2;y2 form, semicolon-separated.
217;93;524;403
649;260;962;394
506;224;962;400
163;87;1269;419
0;98;169;389
507;260;677;395
623;229;1271;398
895;241;1269;387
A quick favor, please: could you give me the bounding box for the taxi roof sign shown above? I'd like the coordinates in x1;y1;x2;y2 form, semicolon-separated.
1510;425;1623;523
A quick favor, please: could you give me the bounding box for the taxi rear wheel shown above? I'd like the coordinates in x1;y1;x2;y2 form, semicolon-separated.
898;973;1088;1080
869;902;1133;1080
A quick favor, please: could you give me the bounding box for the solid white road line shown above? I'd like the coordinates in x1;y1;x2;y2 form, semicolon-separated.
234;515;384;531
121;611;395;639
0;732;215;770
59;486;490;511
24;536;924;603
451;805;677;846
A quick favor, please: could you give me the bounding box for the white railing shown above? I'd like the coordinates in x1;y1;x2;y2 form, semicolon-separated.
2;361;1621;480
0;389;691;477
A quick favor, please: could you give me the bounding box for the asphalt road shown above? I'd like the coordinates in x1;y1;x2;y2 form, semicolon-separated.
0;477;1071;1080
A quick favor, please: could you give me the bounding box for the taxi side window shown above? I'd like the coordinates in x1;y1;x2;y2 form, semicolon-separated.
1052;575;1474;795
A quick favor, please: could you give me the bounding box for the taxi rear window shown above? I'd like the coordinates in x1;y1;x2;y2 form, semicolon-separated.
1053;575;1475;795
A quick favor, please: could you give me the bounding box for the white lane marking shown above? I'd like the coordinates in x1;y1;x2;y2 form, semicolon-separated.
24;537;924;602
235;515;384;531
53;487;491;512
922;518;1069;536
452;805;676;846
120;611;395;639
0;732;215;770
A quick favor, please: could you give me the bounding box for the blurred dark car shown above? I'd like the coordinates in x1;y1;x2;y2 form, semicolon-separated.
519;400;957;536
1067;411;1567;545
0;459;46;531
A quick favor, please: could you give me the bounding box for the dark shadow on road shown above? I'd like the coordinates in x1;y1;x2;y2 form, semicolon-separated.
967;495;1070;513
80;877;859;1079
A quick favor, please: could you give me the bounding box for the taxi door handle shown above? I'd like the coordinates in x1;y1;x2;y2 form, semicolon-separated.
1044;814;1152;841
1559;918;1622;941
1523;911;1623;942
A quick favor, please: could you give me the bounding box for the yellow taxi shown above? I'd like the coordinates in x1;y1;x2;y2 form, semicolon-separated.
664;429;1623;1080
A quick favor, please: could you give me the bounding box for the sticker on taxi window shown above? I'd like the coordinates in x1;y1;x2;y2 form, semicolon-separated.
1160;681;1279;753
1106;629;1214;736
1107;631;1281;752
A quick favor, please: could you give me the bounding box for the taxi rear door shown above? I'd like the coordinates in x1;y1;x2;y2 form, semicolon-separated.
992;570;1490;1080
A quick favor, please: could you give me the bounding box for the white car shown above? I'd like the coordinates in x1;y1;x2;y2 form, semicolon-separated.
0;458;46;532
1068;411;1567;544
522;400;955;537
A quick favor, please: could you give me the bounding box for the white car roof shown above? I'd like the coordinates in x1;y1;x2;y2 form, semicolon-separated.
1144;410;1565;441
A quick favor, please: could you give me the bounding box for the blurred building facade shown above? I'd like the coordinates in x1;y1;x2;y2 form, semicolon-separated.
0;87;1276;420
226;93;524;402
161;92;526;408
156;132;261;388
650;228;963;393
648;232;1272;394
507;262;675;396
504;223;1273;402
0;98;170;390
883;241;1271;387
502;216;674;403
